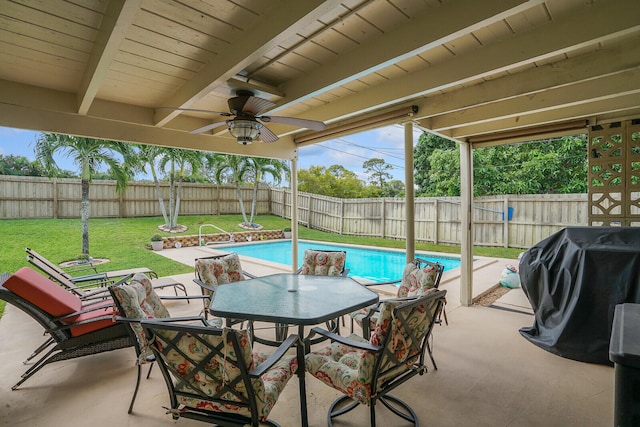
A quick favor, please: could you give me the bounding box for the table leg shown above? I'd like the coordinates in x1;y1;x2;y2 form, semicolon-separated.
297;325;309;427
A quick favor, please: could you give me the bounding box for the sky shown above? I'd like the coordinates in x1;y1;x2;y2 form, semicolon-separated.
0;125;424;183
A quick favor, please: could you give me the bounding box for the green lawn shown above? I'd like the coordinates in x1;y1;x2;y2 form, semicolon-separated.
0;214;522;316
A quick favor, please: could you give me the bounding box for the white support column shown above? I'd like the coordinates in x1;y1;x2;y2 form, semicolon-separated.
405;122;415;263
291;159;298;273
459;141;474;306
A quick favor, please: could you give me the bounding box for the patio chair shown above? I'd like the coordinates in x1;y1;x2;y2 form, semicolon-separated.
0;267;134;390
297;249;349;276
108;273;212;414
305;290;447;427
349;257;445;368
140;320;299;427
193;253;256;322
26;247;188;299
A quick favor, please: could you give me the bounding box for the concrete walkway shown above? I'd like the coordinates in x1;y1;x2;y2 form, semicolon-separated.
0;246;613;426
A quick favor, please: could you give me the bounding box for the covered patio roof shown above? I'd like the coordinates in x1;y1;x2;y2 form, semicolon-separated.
1;0;639;304
1;0;638;156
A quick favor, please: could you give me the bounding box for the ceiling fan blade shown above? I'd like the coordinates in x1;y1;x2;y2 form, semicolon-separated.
242;96;276;115
258;125;279;143
189;121;228;134
260;115;326;131
157;107;231;116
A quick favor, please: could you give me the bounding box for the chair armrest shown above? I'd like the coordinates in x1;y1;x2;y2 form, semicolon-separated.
114;315;208;325
77;286;112;300
250;334;299;377
69;272;112;286
362;278;402;287
66;263;100;275
158;294;209;301
192;278;216;294
307;327;381;352
243;270;257;279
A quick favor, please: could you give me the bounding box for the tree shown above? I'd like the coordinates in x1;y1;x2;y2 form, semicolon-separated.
363;158;393;188
383;179;405;197
157;148;203;230
34;133;131;255
244;158;290;224
0;154;45;176
415;133;588;196
210;154;252;224
414;133;457;196
131;144;171;226
298;165;373;198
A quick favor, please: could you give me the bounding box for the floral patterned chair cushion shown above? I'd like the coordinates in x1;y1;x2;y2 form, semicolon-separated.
300;250;346;276
195;253;245;310
111;273;170;363
152;327;297;422
350;260;442;335
305;300;402;404
306;294;444;406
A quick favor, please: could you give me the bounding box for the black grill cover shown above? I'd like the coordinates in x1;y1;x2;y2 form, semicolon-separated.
519;227;640;365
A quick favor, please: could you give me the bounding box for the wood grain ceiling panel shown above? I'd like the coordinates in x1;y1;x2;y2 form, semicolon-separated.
118;39;204;75
2;1;99;41
0;50;81;92
124;26;209;64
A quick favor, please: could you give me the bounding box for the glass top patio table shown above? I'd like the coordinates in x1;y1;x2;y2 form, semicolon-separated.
209;273;379;325
209;273;379;427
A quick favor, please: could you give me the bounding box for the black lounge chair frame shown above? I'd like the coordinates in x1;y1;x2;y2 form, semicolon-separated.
0;272;134;390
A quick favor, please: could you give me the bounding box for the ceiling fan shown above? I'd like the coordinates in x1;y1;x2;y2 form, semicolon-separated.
162;90;326;145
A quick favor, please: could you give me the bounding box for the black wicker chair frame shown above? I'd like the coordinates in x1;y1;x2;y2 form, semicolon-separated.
0;272;134;390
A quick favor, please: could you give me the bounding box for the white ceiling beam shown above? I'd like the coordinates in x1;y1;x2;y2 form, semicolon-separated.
443;94;640;139
154;0;341;127
0;80;294;159
272;0;542;113
77;0;142;115
304;0;640;124
412;37;640;122
429;69;640;131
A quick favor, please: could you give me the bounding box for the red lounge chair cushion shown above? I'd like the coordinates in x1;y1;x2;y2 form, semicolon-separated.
68;304;116;337
4;267;82;316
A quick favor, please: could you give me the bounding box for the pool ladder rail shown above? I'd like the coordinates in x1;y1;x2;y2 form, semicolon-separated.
198;224;234;246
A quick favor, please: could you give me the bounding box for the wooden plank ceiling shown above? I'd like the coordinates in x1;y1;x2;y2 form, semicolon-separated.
0;0;638;159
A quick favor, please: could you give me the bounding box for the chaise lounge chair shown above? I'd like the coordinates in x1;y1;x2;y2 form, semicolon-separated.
26;247;188;298
0;267;134;390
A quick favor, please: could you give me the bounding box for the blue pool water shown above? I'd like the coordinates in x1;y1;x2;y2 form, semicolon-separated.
216;240;461;283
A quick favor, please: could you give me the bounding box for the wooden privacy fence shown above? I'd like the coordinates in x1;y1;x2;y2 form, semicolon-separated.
271;189;588;249
1;175;588;248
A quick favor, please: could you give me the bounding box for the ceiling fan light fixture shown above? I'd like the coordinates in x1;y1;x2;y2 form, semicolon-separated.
228;118;263;145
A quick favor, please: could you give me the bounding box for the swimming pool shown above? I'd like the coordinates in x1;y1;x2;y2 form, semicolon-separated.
215;240;461;283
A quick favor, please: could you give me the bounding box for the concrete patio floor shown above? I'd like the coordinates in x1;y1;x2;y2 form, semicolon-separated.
0;246;614;426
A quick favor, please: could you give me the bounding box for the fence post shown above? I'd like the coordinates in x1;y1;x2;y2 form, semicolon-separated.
380;198;385;238
433;198;439;244
52;178;58;219
503;197;510;248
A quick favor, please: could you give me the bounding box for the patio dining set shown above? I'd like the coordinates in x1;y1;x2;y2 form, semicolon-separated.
0;248;447;427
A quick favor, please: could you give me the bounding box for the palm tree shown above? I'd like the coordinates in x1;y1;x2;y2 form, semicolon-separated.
132;144;170;226
157;148;202;230
210;154;251;225
34;133;131;255
245;158;290;224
